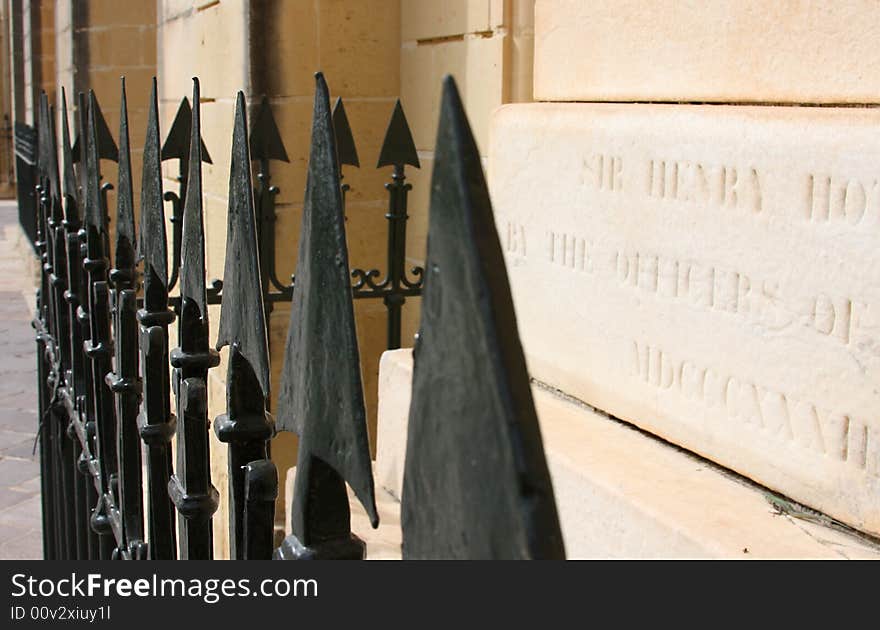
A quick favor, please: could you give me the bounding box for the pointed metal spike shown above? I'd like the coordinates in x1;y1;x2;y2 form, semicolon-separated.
72;92;119;163
46;105;61;213
376;99;419;169
277;71;379;536
332;97;359;168
178;78;208;317
161;96;213;164
37;92;49;183
60;88;78;218
85;91;106;234
114;78;136;280
139;77;168;307
249;96;289;164
216;91;271;398
400;76;565;560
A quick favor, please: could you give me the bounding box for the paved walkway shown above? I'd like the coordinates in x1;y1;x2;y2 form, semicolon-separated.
0;199;42;560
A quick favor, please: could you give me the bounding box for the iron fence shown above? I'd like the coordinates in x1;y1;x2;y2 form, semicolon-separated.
30;71;564;560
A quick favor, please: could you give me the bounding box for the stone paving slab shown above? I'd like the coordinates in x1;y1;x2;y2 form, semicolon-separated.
0;200;42;560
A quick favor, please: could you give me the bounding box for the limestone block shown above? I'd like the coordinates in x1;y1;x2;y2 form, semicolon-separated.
401;34;505;152
534;0;880;104
376;349;880;558
318;0;400;98
89;0;156;27
402;0;491;41
258;1;317;98
489;103;880;535
157;0;246;100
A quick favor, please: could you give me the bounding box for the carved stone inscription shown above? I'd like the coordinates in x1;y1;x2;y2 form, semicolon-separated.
489;104;880;535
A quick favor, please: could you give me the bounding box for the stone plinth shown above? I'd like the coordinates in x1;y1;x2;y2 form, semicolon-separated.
376;349;880;558
488;103;880;536
534;0;880;103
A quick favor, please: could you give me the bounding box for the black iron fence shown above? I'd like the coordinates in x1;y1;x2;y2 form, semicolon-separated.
30;71;564;560
13;121;38;251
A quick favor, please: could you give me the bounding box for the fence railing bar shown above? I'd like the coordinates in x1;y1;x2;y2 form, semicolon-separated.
214;91;275;560
138;77;178;560
106;78;147;560
82;90;119;560
167;78;220;560
274;73;378;561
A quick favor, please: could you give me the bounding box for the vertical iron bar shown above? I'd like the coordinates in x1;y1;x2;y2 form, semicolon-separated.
138;78;178;560
168;79;219;559
243;461;277;560
83;91;118;559
215;93;275;559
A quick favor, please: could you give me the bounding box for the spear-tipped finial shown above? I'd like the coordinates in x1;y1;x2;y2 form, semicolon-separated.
400;76;565;560
60;88;78;222
45;103;61;218
85;91;107;236
332;97;359;168
179;78;208;322
216;91;270;397
275;72;378;560
72;92;119;163
113;77;136;285
138;77;168;310
161;96;213;164
249;96;289;164
376;99;419;169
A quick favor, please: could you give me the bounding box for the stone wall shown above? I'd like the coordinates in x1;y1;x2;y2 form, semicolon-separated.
487;0;880;537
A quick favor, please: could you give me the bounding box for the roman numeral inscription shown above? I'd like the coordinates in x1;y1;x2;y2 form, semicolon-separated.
630;340;876;475
490;103;880;535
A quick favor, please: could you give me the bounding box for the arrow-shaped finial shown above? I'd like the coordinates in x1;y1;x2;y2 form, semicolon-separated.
400;76;564;560
275;72;378;558
60;88;78;222
249;96;289;164
216;91;271;399
45;101;61;217
161;96;213;164
332;97;359;168
72;92;119;163
85;90;107;236
376;99;419;169
138;77;168;310
114;77;136;282
178;78;208;321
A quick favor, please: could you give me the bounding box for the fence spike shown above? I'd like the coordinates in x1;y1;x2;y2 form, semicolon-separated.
376;99;419;169
72;93;118;164
138;79;169;309
178;83;209;323
217;92;271;395
215;92;275;559
161;96;213;164
249;96;289;163
332;97;359;168
168;77;220;560
275;72;378;561
112;78;136;287
60;89;79;225
400;76;565;560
